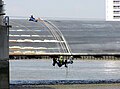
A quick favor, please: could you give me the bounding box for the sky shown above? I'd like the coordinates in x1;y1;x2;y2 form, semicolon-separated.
4;0;105;20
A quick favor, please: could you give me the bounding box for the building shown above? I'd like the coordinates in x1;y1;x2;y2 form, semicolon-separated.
106;0;120;21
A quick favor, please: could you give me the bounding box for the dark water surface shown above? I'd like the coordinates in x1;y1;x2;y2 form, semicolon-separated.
10;20;120;53
51;20;120;53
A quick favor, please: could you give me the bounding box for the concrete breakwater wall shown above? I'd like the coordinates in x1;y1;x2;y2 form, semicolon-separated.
9;55;120;60
10;84;120;89
10;79;120;85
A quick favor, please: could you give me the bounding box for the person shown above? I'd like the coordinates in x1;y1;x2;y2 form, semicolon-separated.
52;56;64;67
64;56;73;68
57;56;64;67
64;59;68;68
29;15;38;22
68;56;74;64
52;56;74;68
52;57;57;66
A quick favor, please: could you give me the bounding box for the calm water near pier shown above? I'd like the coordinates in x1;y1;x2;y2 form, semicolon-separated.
10;59;120;83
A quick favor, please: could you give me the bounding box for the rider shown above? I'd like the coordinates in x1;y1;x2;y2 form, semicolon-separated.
64;56;74;68
58;56;64;67
52;57;57;66
29;15;38;22
52;56;74;68
69;56;74;64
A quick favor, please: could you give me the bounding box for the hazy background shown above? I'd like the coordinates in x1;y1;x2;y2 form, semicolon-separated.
4;0;105;20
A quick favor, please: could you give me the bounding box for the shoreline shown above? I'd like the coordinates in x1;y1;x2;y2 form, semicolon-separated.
10;84;120;89
10;79;120;85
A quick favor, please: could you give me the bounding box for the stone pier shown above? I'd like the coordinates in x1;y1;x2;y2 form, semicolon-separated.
0;60;9;89
0;0;9;89
0;24;9;89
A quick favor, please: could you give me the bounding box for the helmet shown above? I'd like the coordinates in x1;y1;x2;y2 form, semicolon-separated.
60;56;63;59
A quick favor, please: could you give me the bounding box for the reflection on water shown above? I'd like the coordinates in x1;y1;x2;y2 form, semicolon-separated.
10;59;120;81
104;61;117;68
104;61;120;73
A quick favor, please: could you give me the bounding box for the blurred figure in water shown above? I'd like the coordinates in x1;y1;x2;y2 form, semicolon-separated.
29;15;38;22
52;56;74;68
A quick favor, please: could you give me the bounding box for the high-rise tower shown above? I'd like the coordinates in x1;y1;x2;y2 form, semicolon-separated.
106;0;120;21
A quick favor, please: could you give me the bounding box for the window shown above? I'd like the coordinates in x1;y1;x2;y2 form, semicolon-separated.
113;10;120;14
113;6;120;9
113;16;120;19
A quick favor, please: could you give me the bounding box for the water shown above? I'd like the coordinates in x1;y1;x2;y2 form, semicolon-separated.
50;20;120;53
10;59;120;82
10;20;120;53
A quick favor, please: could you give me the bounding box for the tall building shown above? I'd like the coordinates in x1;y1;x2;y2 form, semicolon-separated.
106;0;120;21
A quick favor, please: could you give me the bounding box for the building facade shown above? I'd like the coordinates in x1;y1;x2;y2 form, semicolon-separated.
106;0;120;21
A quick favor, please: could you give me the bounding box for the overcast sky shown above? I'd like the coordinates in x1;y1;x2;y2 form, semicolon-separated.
4;0;105;20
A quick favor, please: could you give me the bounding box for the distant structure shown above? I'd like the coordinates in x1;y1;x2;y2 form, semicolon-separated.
106;0;120;21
